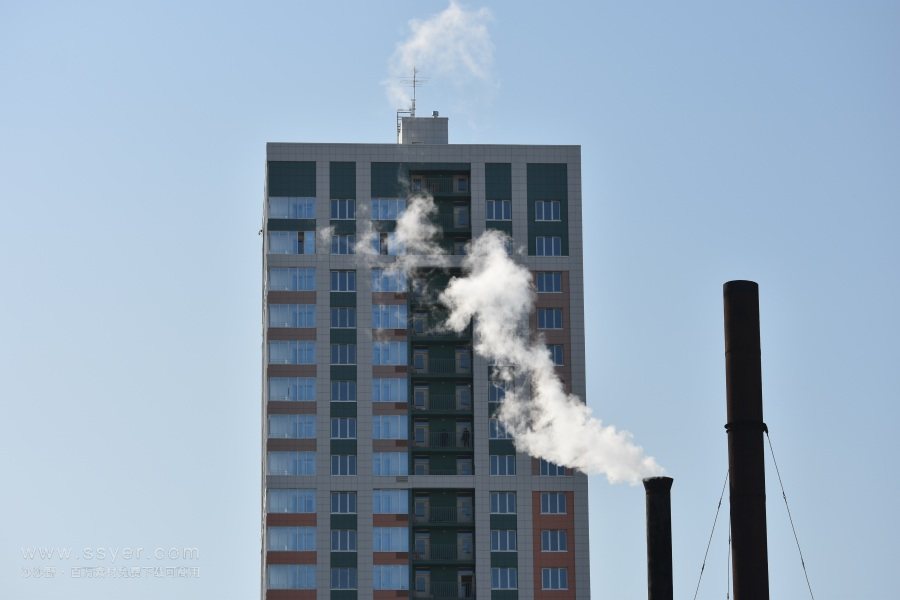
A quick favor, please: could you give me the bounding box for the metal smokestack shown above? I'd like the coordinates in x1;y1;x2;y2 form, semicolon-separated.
643;476;674;600
723;280;770;599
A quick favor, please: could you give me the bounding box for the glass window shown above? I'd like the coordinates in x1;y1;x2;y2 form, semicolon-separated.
486;199;512;221
331;454;357;475
372;378;408;403
455;348;471;373
535;235;563;256
330;567;357;590
491;530;518;552
331;233;356;255
490;454;517;475
370;198;405;220
491;567;518;590
267;526;315;551
268;415;316;439
373;452;408;476
539;459;568;476
268;231;315;255
330;492;357;513
540;492;567;514
268;304;316;328
373;231;403;256
490;492;516;514
453;204;470;227
489;418;513;440
373;490;409;514
268;197;315;219
534;199;562;221
548;344;564;366
455;176;469;192
331;529;357;551
373;341;407;365
267;564;315;590
372;304;408;329
267;451;315;476
331;380;357;402
373;527;409;552
268;377;315;402
373;565;409;591
373;415;408;440
330;270;357;292
266;489;315;514
542;567;568;590
268;341;315;365
456;385;472;410
330;307;356;328
330;343;357;365
488;381;507;404
330;198;355;220
330;417;357;439
541;529;568;552
269;267;315;291
372;269;407;292
537;307;563;329
412;348;428;372
413;386;428;410
535;271;562;293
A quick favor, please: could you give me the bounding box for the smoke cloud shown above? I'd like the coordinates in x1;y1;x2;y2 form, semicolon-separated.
355;194;448;281
440;231;664;485
352;183;662;484
386;1;494;109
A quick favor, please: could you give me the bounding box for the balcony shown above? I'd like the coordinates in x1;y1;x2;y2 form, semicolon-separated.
413;543;474;562
414;582;475;600
411;325;472;343
433;213;471;233
412;357;471;377
413;506;474;525
410;176;469;197
412;393;472;414
414;431;473;451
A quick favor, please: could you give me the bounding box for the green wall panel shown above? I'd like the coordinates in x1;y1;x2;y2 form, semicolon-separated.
330;162;356;199
267;161;315;197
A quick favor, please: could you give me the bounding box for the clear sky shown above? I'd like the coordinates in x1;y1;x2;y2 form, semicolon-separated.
1;1;898;598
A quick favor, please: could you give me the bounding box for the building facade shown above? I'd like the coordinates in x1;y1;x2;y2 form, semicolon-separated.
262;117;589;599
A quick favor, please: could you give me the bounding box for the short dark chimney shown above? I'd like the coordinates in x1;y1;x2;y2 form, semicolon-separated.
643;476;674;600
723;280;770;600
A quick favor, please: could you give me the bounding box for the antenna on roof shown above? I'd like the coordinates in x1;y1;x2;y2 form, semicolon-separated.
396;67;427;141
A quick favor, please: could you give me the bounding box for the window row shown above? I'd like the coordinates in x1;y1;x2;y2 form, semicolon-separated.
534;235;563;256
268;451;412;478
268;231;316;255
329;490;406;514
269;197;416;224
268;341;424;366
269;304;315;328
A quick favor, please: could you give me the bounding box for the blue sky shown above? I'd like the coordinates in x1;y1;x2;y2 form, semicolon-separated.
1;1;898;598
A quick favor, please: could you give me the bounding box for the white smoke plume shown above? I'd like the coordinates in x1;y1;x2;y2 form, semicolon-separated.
355;194;448;281
386;1;494;109
440;231;664;485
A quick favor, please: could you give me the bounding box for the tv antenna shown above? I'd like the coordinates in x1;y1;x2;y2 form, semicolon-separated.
396;67;427;140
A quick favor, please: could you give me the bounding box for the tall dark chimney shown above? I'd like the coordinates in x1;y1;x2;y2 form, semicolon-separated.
723;280;770;599
643;476;674;600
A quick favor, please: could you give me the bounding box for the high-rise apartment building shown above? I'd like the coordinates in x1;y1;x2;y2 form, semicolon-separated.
262;116;589;599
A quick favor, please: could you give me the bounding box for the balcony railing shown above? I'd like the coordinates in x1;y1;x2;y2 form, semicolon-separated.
413;357;472;376
434;213;471;232
415;431;472;450
410;177;469;196
415;581;475;599
414;506;474;525
413;543;474;562
413;393;472;413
